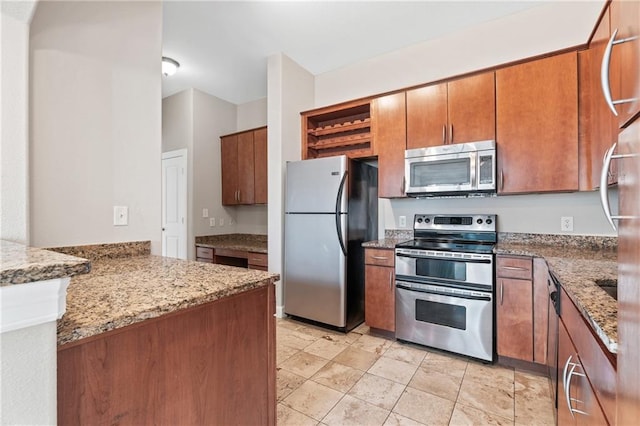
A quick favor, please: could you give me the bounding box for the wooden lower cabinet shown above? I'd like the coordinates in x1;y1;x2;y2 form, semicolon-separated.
496;277;533;361
557;318;608;425
58;285;276;425
364;248;395;332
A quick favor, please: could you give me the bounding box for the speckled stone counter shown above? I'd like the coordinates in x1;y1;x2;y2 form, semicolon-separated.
195;233;267;254
362;229;413;249
496;234;617;353
53;242;278;346
0;240;90;285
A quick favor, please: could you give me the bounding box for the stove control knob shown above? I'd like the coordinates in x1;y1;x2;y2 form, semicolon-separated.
417;218;423;223
424;218;430;223
486;218;493;225
476;218;483;224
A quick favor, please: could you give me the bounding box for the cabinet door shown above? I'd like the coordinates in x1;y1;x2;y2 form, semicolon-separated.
496;52;579;194
373;92;406;198
496;278;533;361
406;83;447;149
237;131;255;204
447;72;496;144
616;120;640;424
364;264;395;332
253;127;268;204
558;321;608;426
579;7;619;190
221;135;239;205
610;0;640;127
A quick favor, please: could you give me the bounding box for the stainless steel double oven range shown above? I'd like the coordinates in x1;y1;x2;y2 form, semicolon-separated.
395;214;497;362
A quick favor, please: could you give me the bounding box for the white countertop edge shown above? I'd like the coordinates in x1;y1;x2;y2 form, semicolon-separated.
0;277;70;333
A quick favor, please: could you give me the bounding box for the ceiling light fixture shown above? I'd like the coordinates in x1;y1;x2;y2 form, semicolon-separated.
162;56;180;77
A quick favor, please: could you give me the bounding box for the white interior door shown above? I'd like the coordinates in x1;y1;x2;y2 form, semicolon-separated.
162;149;187;259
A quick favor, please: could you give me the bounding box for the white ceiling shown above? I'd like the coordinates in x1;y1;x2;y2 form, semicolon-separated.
161;1;602;105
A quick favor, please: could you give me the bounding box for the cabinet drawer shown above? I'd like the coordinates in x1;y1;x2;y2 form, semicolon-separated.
248;252;268;268
496;256;533;280
365;248;395;267
215;248;248;259
196;246;214;260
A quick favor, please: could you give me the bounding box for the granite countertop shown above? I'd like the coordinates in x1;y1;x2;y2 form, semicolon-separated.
53;242;278;346
362;230;413;249
195;233;268;254
0;240;90;285
496;234;618;354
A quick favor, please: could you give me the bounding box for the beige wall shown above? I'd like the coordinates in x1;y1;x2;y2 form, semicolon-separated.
1;5;35;244
29;1;163;252
267;53;315;316
308;1;614;237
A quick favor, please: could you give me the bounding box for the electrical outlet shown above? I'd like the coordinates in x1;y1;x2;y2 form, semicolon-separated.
561;216;574;232
399;216;407;228
220;218;224;226
202;208;209;218
210;218;215;227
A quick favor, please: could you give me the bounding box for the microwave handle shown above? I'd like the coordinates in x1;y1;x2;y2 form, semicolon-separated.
470;153;477;189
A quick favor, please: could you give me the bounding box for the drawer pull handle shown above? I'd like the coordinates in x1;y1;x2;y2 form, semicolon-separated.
501;266;528;271
372;256;389;260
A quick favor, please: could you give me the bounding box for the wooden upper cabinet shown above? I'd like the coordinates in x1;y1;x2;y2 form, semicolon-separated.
372;92;407;198
221;127;266;206
496;51;579;194
579;6;619;191
253;127;268;204
406;83;448;148
609;0;640;128
221;134;240;205
406;71;495;149
237;131;256;204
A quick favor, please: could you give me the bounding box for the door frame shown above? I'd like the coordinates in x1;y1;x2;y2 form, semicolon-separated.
161;149;188;259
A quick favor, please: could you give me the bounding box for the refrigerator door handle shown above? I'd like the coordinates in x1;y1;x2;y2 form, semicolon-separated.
335;171;348;256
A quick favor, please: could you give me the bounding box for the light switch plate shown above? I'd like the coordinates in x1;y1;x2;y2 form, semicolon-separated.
210;218;215;227
114;206;128;226
202;208;209;218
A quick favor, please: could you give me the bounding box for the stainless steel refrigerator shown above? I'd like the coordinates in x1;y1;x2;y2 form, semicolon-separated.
284;155;378;332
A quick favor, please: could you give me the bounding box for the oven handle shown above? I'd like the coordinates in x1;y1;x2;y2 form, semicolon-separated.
396;282;492;301
395;253;492;264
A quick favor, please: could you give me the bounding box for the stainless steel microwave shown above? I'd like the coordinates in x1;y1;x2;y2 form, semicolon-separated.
404;140;496;197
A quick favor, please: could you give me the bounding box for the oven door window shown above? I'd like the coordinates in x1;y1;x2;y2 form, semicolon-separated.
416;299;466;330
410;158;471;187
416;258;466;281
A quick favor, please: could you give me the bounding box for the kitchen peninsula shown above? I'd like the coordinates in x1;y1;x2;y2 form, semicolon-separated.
52;241;278;425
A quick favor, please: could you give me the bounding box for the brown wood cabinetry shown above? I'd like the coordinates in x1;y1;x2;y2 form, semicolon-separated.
196;246;214;263
496;255;534;361
579;6;619;190
532;258;550;365
406;72;495;149
364;248;395;332
301;101;372;159
248;252;268;271
496;51;579;194
608;0;640;128
560;287;616;425
58;285;276;425
221;126;267;206
253;127;268;204
615;120;640;424
557;317;609;426
372;92;406;198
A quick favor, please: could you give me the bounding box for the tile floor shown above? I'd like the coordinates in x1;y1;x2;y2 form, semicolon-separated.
276;318;555;426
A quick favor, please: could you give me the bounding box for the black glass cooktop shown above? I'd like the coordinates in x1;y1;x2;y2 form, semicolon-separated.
395;238;496;254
